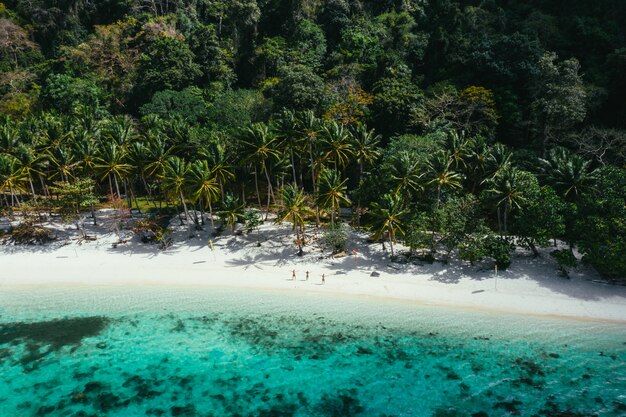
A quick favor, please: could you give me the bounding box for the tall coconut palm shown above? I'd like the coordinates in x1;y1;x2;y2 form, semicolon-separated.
276;183;311;255
161;156;192;224
190;160;220;228
443;130;469;171
274;109;303;185
485;143;512;180
351;124;381;180
96;142;131;201
0;154;28;208
72;129;99;173
317;168;350;226
103;115;135;147
297;110;322;191
426;151;463;209
351;124;381;225
538;147;599;201
240;122;280;216
319;120;353;172
485;166;529;235
390;151;424;200
0;121;21;154
464;136;491;193
204;140;233;201
368;193;408;256
47;146;77;183
14;143;43;199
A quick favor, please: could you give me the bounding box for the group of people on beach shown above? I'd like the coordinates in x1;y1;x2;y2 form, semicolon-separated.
292;270;325;284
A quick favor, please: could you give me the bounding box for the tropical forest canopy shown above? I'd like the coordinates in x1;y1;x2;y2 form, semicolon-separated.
0;0;624;279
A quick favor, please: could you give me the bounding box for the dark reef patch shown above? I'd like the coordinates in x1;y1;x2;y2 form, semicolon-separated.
317;389;364;417
0;316;110;350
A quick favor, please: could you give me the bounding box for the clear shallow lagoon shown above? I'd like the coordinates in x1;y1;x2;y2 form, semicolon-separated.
0;287;625;417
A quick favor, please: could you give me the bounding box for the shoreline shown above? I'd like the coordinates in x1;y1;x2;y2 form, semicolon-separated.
1;216;626;324
2;281;626;325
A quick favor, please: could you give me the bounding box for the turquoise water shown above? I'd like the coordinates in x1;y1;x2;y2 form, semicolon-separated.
0;287;625;417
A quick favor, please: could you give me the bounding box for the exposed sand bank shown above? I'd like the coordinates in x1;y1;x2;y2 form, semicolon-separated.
1;212;625;323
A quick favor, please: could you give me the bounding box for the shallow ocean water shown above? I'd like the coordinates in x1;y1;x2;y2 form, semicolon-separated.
0;287;625;417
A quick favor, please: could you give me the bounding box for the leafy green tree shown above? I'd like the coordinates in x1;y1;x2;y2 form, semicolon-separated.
136;37;202;104
531;52;587;156
50;178;99;233
511;186;565;256
573;166;626;280
270;64;324;111
371;66;422;135
140;88;208;123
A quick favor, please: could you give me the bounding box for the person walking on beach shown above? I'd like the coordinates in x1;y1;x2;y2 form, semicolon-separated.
306;271;309;281
292;270;296;280
321;274;325;285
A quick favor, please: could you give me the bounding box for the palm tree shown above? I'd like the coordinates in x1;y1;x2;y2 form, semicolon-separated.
96;142;131;201
0;154;28;209
276;183;311;255
204;140;233;201
368;193;408;257
297;110;322;190
443;130;469;171
485;166;529;235
351;124;381;180
426;151;463;209
190;160;220;228
351;124;381;225
218;193;245;232
319;120;353;172
390;151;424;200
485;143;512;180
317;168;350;226
161;156;192;224
47;146;77;183
14;143;43;199
240;122;280;216
464;136;491;193
0;121;21;154
274;109;303;185
103;115;135;147
538;147;599;201
72;129;100;178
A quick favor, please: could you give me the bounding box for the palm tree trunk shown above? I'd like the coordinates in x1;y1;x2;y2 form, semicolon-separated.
179;190;190;224
208;200;215;228
290;148;297;185
263;161;273;219
108;174;114;202
29;178;36;201
254;167;262;208
388;225;395;257
113;175;122;205
199;200;205;226
496;206;502;236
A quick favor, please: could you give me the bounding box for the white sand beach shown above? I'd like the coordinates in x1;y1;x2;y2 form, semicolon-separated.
1;211;625;323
